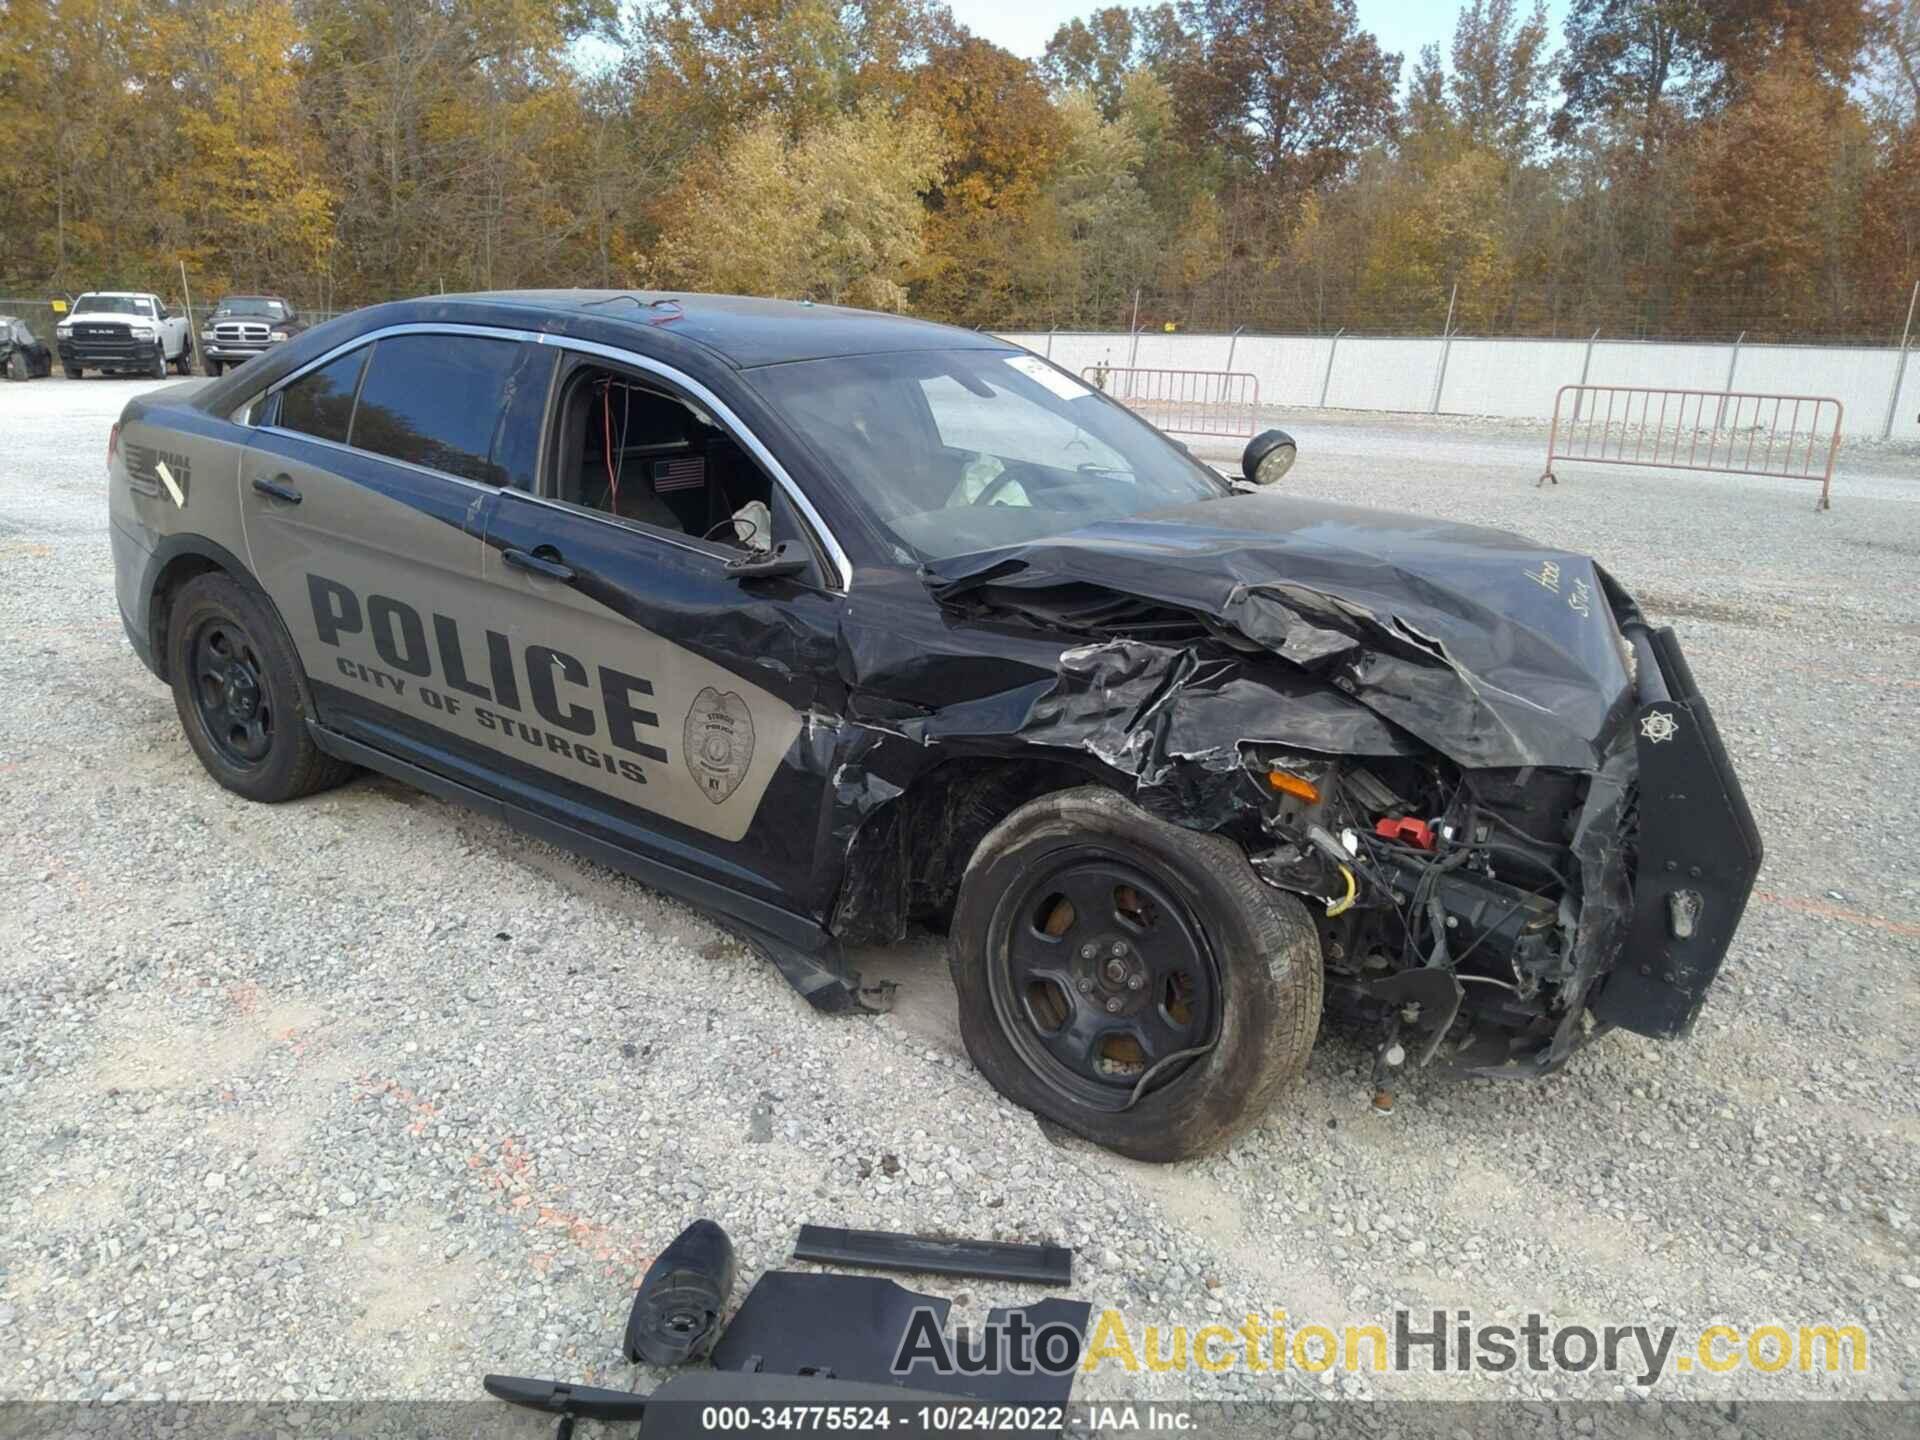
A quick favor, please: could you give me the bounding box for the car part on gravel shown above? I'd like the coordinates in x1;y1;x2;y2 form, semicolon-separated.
709;1272;948;1381
791;1224;1072;1286
483;1373;650;1437
625;1219;736;1366
928;1297;1091;1407
707;1271;1090;1408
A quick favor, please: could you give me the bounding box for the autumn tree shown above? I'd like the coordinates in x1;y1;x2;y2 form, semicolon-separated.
1039;5;1193;117
1554;0;1714;145
1674;47;1848;333
653;103;947;309
633;0;935;136
158;1;335;293
1165;0;1400;191
907;35;1065;324
1449;0;1554;157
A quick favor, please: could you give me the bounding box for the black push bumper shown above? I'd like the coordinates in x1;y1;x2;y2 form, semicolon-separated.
1590;624;1763;1038
59;336;159;369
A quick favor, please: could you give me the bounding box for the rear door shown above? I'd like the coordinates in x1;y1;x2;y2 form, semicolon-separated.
240;328;554;771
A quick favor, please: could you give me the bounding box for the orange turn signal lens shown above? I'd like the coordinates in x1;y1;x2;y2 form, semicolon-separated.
1266;770;1321;804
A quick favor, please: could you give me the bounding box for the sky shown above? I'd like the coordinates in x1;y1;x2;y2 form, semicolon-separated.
948;0;1573;66
579;2;1578;84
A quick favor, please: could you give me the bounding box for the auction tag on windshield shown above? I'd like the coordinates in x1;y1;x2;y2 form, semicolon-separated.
1005;354;1094;401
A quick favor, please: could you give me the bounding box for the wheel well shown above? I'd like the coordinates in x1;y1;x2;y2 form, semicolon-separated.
829;756;1101;945
147;554;227;682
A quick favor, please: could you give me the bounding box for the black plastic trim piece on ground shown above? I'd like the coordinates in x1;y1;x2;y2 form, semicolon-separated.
792;1224;1073;1286
626;1220;736;1366
482;1373;650;1424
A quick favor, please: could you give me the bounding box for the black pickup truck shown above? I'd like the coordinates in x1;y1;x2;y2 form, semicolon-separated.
198;295;307;376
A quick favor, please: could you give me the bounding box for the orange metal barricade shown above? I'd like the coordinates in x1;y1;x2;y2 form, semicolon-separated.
1084;366;1260;439
1539;384;1843;510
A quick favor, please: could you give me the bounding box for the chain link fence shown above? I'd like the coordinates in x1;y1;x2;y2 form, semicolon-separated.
1030;276;1920;349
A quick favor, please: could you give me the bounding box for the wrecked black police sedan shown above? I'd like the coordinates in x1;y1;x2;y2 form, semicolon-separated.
108;292;1761;1161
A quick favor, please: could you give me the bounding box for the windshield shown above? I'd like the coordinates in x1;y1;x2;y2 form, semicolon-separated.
748;349;1227;561
73;296;148;316
216;297;287;318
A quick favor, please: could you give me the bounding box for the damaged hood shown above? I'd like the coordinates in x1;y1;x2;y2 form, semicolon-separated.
924;493;1637;771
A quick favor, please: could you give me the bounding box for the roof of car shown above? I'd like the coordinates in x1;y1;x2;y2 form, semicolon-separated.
446;289;1010;369
77;291;156;299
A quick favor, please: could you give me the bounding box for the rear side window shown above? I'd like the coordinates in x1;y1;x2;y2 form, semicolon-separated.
350;335;529;486
277;348;368;444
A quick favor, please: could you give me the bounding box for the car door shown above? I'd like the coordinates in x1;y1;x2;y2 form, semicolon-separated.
473;346;846;911
239;328;555;773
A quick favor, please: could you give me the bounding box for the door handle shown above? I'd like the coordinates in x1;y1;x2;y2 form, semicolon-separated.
502;546;575;582
251;474;302;505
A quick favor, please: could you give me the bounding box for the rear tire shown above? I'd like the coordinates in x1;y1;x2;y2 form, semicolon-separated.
173;342;192;375
949;786;1322;1162
165;573;356;803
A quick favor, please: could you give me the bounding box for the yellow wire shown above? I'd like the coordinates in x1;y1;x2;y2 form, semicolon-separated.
1325;864;1357;918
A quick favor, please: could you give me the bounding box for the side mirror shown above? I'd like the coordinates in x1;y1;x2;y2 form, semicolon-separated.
724;540;808;582
1241;429;1298;486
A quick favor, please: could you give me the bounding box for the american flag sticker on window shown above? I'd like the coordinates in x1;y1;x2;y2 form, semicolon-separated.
653;456;706;492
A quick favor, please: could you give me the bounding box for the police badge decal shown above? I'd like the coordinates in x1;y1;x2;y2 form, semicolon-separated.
684;687;754;804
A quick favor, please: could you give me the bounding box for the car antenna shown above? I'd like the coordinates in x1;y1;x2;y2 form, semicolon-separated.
582;294;682;314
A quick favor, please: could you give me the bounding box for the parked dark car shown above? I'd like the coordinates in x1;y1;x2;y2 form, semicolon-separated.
199;295;306;376
106;292;1762;1161
2;315;53;380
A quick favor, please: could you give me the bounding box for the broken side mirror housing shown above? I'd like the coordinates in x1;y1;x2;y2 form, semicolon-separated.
724;541;809;582
1242;429;1298;486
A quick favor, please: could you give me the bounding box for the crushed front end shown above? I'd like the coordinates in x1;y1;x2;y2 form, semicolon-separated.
922;494;1764;1093
1248;613;1761;1090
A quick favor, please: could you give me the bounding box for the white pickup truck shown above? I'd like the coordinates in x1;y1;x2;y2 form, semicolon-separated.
55;292;194;379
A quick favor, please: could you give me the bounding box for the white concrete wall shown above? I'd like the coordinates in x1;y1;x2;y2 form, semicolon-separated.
998;331;1919;441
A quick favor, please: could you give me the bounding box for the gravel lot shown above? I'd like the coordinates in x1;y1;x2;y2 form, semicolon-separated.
2;375;1917;1418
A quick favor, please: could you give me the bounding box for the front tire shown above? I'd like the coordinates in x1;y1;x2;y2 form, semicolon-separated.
950;786;1322;1162
63;363;82;380
149;343;167;379
165;573;355;803
6;351;26;382
203;357;223;377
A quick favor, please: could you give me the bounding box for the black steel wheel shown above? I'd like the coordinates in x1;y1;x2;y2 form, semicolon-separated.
189;618;274;768
165;572;355;802
951;786;1322;1162
992;852;1218;1110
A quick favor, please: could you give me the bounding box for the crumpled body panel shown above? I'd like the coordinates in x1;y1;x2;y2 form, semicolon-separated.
926;493;1637;772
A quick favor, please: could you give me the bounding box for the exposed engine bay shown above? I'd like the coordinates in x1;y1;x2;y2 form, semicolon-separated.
1243;748;1611;1098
